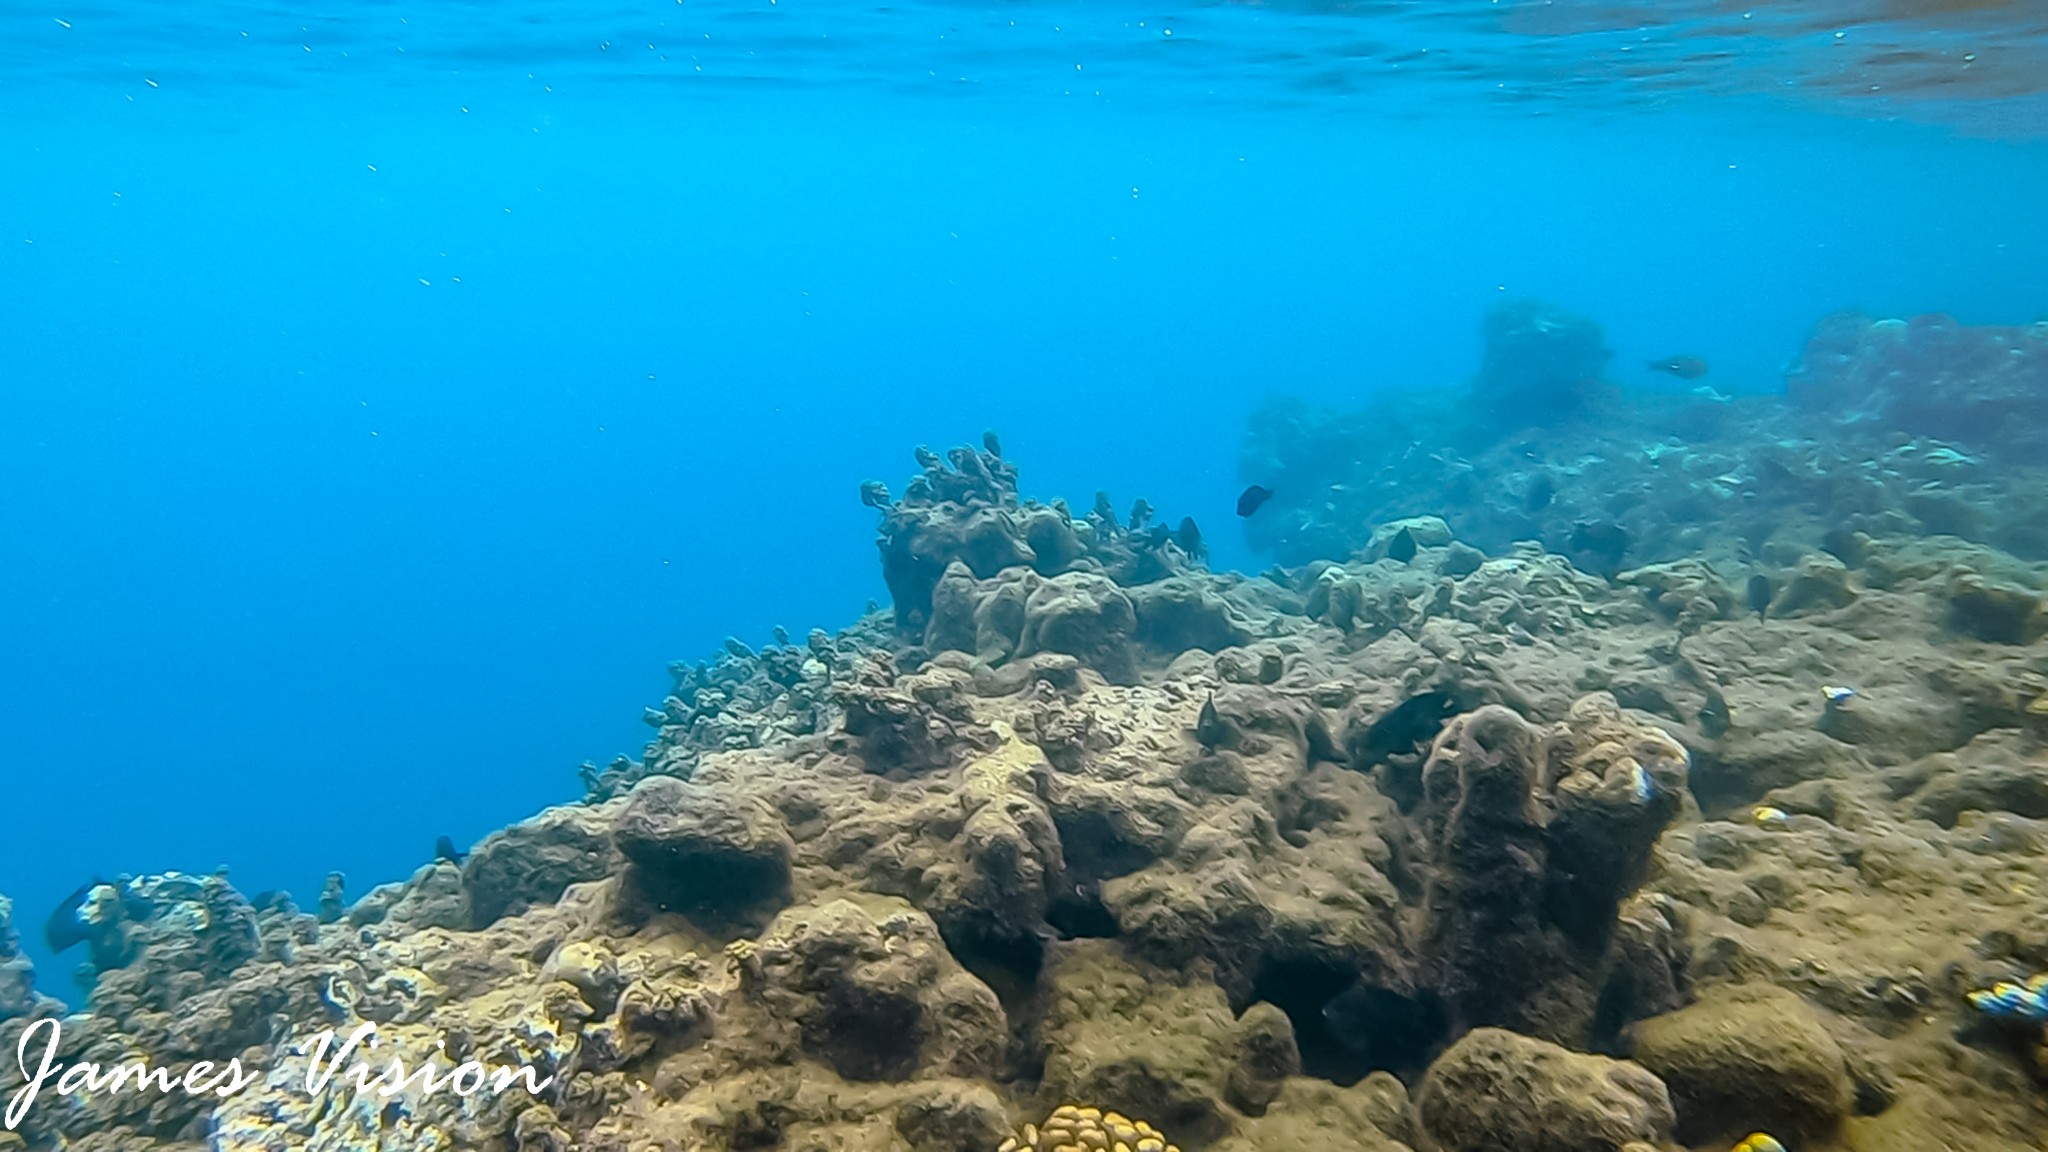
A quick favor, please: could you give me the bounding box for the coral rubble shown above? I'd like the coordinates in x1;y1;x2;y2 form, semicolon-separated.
5;307;2048;1152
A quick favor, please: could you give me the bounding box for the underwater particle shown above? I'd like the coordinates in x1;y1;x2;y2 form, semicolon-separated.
1822;685;1857;707
1747;574;1772;619
1731;1135;1786;1152
434;836;467;865
1751;806;1790;830
1967;973;2048;1023
982;429;1002;459
1647;355;1709;379
1236;484;1274;517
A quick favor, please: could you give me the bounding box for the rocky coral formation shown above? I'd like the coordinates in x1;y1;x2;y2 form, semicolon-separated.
587;617;895;801
866;437;1209;638
1414;693;1688;1045
1243;305;2048;569
7;310;2048;1152
1789;311;2048;464
0;893;64;1026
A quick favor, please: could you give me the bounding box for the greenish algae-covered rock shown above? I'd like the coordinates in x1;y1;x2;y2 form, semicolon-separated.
1412;1027;1675;1152
1628;983;1852;1145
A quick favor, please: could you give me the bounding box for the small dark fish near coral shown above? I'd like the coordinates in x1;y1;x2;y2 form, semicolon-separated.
435;836;468;865
1195;692;1228;749
982;429;1002;459
1569;519;1630;577
1176;516;1205;559
1237;484;1274;517
1647;355;1709;380
1385;525;1418;563
44;878;110;953
1747;573;1772;619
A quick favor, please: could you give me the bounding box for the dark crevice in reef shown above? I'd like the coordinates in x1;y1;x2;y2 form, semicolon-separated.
1247;959;1368;1084
1250;957;1448;1085
814;992;923;1082
1044;886;1120;940
1051;810;1158;884
941;927;1049;1081
944;928;1044;1007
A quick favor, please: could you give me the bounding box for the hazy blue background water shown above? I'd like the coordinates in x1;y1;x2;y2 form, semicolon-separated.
4;0;2046;992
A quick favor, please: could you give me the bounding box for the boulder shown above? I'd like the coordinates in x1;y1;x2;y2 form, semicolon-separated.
612;776;794;923
1412;1027;1675;1152
462;802;622;927
1628;983;1853;1145
1021;571;1139;684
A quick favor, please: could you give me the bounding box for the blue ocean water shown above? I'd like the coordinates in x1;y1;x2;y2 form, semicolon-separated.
2;0;2045;991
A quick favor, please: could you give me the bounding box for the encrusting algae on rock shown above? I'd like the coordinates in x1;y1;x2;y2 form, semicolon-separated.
5;307;2048;1152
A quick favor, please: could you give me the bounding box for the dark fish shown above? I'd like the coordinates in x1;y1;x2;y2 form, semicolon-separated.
44;878;107;954
982;429;1002;459
1236;485;1274;517
1386;526;1418;563
1142;524;1172;550
1647;355;1709;380
435;836;468;865
1176;516;1205;557
1747;574;1772;619
1195;693;1229;749
1322;979;1446;1065
1525;472;1557;513
1698;687;1732;738
1569;520;1630;577
1128;498;1155;533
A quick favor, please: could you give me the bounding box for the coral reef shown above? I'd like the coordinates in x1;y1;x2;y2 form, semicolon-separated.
1242;307;2048;569
0;893;64;1026
7;306;2048;1152
866;438;1208;638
